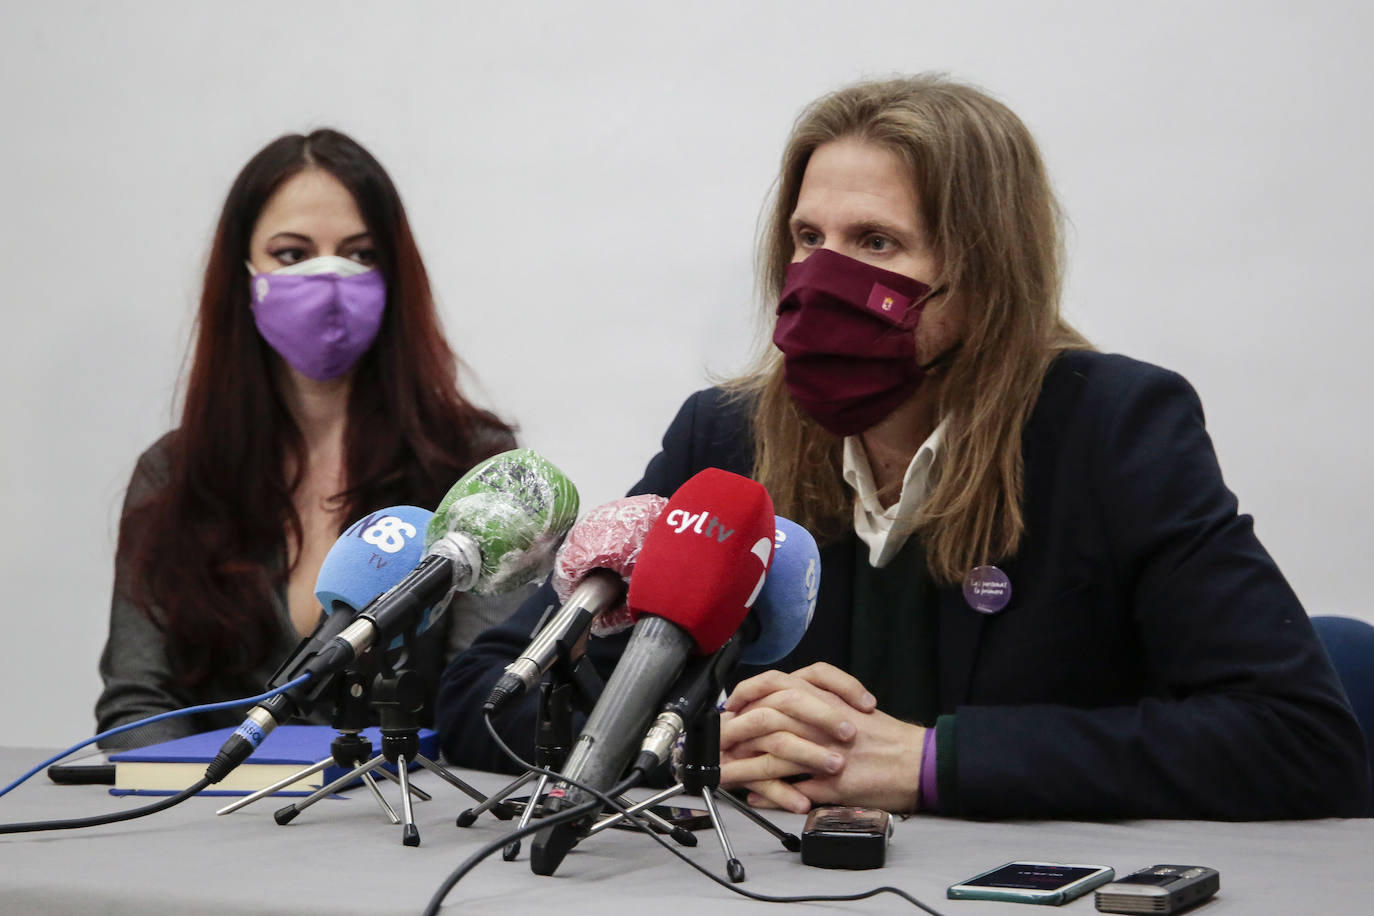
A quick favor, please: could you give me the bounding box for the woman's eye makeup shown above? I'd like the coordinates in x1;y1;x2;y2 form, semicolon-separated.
344;247;378;265
268;246;309;265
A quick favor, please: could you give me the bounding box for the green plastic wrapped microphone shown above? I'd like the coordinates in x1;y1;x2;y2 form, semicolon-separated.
426;448;581;596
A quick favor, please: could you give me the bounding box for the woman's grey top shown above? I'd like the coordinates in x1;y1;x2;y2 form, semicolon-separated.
95;433;530;749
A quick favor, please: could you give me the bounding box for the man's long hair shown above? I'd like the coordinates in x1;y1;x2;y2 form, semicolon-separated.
729;75;1089;584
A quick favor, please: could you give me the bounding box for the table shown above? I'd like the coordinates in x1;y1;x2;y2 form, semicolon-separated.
1;746;1370;915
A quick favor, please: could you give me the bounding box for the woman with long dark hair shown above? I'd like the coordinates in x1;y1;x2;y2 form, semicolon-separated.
96;129;519;747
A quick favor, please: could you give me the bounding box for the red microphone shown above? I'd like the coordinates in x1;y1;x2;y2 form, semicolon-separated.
531;468;774;876
625;472;775;652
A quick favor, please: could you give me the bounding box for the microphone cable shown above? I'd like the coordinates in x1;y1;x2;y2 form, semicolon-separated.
422;714;655;916
0;777;211;835
0;674;311;834
421;713;948;915
422;777;603;915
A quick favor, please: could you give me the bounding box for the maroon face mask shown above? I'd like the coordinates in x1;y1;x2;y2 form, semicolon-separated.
773;248;941;437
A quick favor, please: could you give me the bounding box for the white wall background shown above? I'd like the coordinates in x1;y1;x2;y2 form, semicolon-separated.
3;1;1371;749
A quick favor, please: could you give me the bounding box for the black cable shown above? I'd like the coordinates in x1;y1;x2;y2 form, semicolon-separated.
0;777;213;835
422;716;948;915
423;794;602;915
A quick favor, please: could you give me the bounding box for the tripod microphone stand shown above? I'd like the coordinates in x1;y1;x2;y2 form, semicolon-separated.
457;654;694;859
587;707;801;882
272;666;497;846
216;665;430;819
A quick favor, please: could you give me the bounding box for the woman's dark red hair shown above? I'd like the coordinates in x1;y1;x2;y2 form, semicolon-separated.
126;129;514;687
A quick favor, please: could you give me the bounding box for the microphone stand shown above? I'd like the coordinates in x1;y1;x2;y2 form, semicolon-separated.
216;664;430;819
457;653;694;859
587;708;801;883
272;664;496;846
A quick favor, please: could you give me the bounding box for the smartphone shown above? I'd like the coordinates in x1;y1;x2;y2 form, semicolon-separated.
611;804;711;833
46;762;116;785
501;796;712;831
948;861;1116;905
47;751;114;786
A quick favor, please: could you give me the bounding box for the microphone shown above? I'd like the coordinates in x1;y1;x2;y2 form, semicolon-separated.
266;505;435;696
428;448;582;596
740;515;819;665
206;449;579;784
485;494;668;715
530;469;775;876
636;515;820;771
315;506;435;617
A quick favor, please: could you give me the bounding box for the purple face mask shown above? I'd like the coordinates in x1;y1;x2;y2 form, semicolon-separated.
249;256;386;381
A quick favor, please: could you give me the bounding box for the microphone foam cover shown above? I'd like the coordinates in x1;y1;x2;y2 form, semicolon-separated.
551;494;666;634
740;516;820;666
426;449;581;595
626;469;775;655
316;506;436;644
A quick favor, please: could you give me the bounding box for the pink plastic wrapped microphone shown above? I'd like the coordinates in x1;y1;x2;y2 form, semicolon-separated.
551;493;668;637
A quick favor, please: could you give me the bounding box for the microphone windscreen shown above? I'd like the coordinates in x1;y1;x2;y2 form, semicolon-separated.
626;469;775;655
740;516;820;666
551;494;667;632
426;449;580;595
315;506;436;642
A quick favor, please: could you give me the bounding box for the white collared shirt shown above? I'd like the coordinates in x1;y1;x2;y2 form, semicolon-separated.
841;421;945;568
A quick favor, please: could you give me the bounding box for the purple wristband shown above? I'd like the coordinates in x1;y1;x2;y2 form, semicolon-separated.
918;726;939;812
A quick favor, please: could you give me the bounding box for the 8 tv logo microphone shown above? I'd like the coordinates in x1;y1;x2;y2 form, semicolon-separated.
345;511;420;565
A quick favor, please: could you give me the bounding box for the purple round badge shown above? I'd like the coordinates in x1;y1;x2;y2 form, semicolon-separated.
962;565;1012;614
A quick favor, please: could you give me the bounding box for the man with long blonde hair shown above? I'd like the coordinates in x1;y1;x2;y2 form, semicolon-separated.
439;75;1367;820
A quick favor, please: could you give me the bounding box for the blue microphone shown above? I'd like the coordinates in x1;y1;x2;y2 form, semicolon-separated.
263;506;434;692
633;515;821;771
315;505;436;648
739;515;820;665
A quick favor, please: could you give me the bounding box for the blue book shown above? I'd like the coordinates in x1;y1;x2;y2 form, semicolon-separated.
108;725;438;797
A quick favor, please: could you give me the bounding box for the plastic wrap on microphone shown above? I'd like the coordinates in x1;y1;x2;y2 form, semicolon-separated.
425;448;580;597
552;493;668;638
485;494;666;715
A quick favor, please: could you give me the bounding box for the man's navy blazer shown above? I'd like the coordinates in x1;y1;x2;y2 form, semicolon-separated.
438;350;1369;819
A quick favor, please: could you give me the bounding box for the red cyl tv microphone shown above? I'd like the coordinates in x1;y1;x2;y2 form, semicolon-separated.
530;468;775;876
